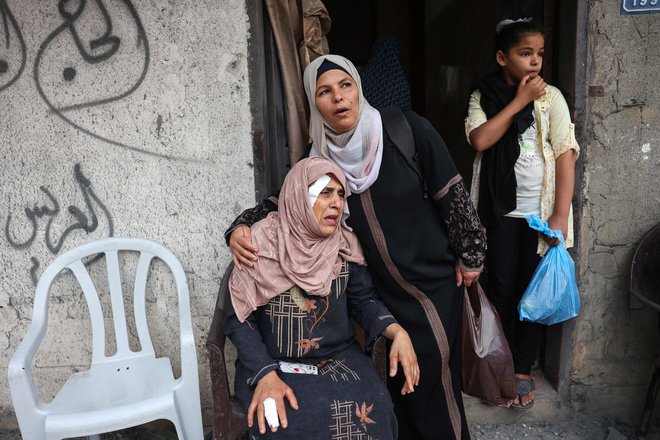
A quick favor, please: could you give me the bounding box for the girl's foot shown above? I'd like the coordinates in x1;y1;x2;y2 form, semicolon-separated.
511;374;535;410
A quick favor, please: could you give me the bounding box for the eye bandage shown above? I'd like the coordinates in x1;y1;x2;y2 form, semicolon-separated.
308;175;331;207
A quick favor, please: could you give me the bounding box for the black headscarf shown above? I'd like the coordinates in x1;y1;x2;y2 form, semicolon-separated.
474;71;534;227
360;36;412;111
316;59;349;79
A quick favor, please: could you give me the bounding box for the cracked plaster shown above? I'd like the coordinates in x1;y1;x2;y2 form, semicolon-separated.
571;0;660;416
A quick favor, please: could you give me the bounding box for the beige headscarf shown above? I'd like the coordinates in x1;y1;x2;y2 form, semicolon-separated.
229;157;365;322
303;54;384;194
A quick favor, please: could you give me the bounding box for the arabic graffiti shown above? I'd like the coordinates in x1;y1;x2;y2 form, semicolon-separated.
0;0;27;92
2;1;171;159
33;0;156;157
60;0;121;65
5;163;114;285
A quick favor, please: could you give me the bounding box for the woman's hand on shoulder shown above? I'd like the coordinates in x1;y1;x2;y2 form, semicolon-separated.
229;225;258;270
249;370;299;434
515;74;546;106
383;323;419;395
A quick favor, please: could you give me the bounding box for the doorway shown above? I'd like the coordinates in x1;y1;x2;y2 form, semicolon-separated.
323;0;581;392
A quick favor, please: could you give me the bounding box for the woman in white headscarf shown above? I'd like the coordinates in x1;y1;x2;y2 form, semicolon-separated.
227;55;486;440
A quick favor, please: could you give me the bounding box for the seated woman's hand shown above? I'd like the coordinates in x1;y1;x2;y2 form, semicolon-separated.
383;323;419;395
229;225;258;270
249;370;299;434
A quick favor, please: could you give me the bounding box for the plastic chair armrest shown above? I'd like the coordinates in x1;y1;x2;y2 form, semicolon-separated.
8;336;46;419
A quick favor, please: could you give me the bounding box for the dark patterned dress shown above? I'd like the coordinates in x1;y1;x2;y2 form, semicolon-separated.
225;261;399;440
226;109;486;440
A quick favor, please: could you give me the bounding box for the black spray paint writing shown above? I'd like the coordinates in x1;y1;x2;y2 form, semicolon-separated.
5;163;114;285
59;0;120;65
34;0;163;158
38;0;150;112
1;1;181;160
0;0;27;92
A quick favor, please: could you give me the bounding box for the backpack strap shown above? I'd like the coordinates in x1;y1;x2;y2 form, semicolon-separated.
379;106;429;198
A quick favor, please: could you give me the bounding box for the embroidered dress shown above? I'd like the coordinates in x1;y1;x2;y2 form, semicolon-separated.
225;109;485;440
225;261;398;440
465;85;580;254
230;51;484;438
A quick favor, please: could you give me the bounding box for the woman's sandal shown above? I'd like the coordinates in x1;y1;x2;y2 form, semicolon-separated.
511;378;535;410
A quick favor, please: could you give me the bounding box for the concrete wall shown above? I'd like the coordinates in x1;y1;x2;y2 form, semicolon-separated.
571;0;660;419
3;0;660;430
0;0;253;427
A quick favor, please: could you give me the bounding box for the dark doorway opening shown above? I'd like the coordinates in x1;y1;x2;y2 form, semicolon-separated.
245;0;583;396
323;0;580;393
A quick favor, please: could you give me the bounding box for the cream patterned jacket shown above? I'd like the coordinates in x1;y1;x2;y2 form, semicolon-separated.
465;85;580;255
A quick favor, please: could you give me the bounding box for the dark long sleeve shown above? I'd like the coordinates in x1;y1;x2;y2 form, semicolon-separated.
406;111;486;270
224;301;279;387
439;179;486;270
224;145;314;246
346;264;397;350
223;196;278;245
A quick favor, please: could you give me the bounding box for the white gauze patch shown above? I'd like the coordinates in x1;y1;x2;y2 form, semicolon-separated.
308;174;331;207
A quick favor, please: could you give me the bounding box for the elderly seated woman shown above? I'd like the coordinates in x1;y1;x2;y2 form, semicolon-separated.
225;157;419;439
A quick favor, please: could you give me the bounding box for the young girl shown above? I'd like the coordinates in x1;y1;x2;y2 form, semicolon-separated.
465;18;579;409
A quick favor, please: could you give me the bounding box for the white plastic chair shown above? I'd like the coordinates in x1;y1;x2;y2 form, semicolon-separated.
7;237;204;440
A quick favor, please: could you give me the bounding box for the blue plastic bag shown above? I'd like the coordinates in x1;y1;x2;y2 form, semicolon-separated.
518;215;581;325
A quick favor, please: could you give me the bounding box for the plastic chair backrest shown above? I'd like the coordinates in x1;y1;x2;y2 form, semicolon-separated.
630;223;660;312
8;237;203;440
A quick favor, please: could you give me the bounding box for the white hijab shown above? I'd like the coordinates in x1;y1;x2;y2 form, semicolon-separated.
303;55;383;194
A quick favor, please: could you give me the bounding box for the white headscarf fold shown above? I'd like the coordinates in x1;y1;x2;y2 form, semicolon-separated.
303;55;383;194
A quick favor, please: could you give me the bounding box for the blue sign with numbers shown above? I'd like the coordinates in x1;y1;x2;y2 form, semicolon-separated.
621;0;660;14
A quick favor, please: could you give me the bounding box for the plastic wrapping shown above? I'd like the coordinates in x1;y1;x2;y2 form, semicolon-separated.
461;283;517;407
518;215;581;325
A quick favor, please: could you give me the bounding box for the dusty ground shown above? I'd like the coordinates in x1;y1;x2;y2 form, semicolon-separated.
0;415;655;440
470;415;652;440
